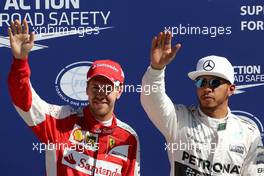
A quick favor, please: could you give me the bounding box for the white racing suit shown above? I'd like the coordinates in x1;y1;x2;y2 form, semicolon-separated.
140;67;264;176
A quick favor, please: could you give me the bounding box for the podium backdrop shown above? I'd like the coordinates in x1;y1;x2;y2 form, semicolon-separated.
1;0;264;175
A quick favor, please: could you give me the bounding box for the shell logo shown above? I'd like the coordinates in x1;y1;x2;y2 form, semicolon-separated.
73;129;84;142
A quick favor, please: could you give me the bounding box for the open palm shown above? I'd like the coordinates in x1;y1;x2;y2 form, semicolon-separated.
151;32;181;70
8;19;35;59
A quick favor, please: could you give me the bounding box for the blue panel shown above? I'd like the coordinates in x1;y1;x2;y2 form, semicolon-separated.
0;0;263;175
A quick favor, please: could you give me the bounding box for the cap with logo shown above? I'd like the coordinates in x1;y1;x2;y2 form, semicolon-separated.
188;55;234;84
87;60;125;85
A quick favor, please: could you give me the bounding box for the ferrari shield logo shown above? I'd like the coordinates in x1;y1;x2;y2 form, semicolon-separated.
109;137;115;148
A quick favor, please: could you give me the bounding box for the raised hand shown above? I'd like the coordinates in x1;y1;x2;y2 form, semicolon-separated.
8;19;35;59
150;32;181;70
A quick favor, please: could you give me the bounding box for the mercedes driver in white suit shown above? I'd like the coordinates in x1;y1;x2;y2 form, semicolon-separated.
140;31;264;176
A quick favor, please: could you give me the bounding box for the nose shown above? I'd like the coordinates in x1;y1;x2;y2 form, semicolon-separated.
96;90;107;98
201;85;213;93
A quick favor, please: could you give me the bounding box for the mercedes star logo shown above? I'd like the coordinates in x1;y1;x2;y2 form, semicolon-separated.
203;60;215;71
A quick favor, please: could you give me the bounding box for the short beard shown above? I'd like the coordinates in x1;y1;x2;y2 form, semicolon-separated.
89;102;114;120
198;95;229;113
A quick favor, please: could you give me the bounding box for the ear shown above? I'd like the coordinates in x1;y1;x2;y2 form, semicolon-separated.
86;81;89;95
116;85;123;100
228;84;236;96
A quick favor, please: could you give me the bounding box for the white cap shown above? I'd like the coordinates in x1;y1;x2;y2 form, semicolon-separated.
188;55;235;84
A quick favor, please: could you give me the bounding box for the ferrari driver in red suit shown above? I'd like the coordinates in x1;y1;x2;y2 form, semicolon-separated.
8;19;140;176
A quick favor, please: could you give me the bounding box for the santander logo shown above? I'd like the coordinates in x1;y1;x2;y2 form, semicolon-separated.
62;149;122;176
64;153;77;165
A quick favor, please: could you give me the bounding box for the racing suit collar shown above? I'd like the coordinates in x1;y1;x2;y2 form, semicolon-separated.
83;106;117;134
198;106;231;130
96;117;113;127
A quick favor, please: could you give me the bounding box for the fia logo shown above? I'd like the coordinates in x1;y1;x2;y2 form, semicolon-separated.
55;61;93;107
232;110;264;140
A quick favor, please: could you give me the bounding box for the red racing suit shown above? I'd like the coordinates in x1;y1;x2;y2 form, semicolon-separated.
8;58;140;176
